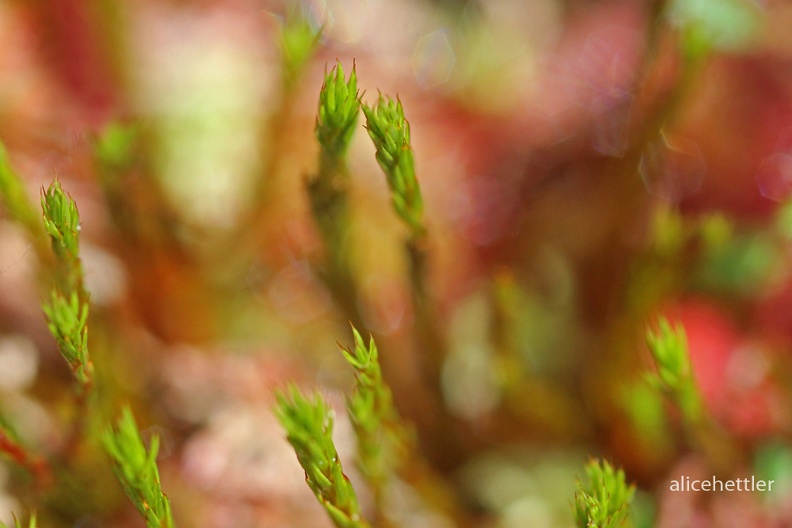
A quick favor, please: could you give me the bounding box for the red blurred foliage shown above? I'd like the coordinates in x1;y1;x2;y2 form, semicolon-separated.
665;298;784;437
22;0;119;127
678;57;792;219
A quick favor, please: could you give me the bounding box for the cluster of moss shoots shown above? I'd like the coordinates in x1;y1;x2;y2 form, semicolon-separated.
0;7;735;528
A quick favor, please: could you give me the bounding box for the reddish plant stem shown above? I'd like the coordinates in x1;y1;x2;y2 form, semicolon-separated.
0;428;52;489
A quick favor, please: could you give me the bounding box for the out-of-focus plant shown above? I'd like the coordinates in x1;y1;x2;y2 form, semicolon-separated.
93;122;138;173
489;271;525;395
0;512;37;528
645;316;703;426
666;0;762;58
0;424;49;488
275;385;370;528
643;315;738;467
280;3;322;91
102;407;175;528
244;3;324;255
0;144;41;237
574;459;635;528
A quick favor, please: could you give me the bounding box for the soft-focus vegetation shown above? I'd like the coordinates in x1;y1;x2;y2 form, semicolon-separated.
1;0;791;526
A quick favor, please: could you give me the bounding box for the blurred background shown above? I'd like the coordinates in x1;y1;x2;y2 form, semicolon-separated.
2;0;792;526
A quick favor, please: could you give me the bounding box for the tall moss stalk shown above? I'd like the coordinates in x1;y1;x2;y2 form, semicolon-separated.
40;181;94;454
362;95;445;398
307;62;365;330
102;407;176;528
275;386;371;528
